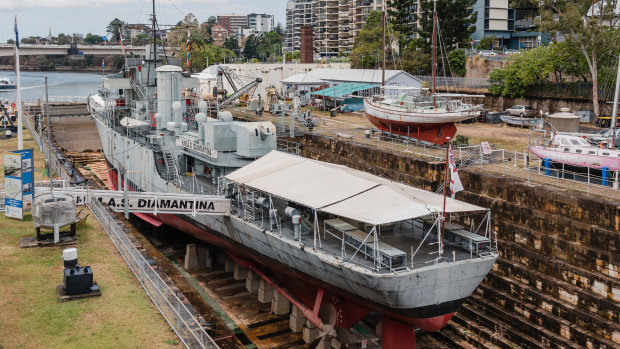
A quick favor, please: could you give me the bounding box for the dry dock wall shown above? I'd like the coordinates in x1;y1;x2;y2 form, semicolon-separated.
295;133;620;348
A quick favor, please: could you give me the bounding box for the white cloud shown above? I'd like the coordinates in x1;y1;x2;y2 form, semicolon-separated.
0;0;223;10
0;0;127;10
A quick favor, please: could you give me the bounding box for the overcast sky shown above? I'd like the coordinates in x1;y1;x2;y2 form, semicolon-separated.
0;0;287;42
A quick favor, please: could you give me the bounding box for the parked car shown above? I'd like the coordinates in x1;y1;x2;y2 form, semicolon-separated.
504;49;521;55
505;105;536;117
479;50;497;57
587;128;620;147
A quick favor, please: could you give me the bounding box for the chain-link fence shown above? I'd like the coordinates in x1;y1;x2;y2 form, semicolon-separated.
413;76;491;89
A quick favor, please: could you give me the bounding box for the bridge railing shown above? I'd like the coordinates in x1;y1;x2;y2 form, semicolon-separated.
23;96;89;105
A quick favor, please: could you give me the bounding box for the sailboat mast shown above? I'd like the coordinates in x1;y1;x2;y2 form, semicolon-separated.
382;1;385;86
432;0;437;107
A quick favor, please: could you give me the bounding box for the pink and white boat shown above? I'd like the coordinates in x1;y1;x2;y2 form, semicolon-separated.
530;134;620;171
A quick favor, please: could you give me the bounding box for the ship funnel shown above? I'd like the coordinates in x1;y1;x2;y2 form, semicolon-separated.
156;65;182;127
172;101;182;136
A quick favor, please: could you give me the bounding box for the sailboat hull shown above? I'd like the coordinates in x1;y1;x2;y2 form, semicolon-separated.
364;98;479;145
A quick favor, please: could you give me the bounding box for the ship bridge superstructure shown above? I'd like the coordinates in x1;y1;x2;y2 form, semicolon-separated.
89;52;278;198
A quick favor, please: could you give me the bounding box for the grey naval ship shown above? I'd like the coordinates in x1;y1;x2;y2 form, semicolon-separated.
88;45;498;347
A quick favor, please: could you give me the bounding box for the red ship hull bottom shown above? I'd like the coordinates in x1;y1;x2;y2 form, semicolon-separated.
365;111;457;145
106;164;460;348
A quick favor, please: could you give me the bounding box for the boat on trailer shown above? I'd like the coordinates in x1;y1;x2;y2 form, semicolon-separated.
530;133;620;171
500;114;543;127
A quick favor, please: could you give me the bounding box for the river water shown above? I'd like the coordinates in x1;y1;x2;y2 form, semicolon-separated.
0;71;103;103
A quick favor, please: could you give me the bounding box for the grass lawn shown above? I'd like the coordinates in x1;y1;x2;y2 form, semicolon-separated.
1;128;179;348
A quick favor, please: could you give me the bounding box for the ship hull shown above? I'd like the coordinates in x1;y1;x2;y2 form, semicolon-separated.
364;97;480;145
530;146;620;171
94;114;497;345
106;161;464;330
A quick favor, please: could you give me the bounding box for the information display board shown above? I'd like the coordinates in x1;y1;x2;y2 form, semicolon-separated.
3;149;34;219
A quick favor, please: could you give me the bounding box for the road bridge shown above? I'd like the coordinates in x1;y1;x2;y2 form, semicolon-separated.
0;44;176;57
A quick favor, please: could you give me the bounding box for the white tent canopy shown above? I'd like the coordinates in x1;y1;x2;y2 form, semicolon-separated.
225;151;485;225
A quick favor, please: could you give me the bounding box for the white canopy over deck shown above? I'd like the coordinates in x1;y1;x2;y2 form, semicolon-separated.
225;151;485;225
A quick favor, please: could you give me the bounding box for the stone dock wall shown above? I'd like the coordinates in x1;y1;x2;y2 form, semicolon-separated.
296;133;620;347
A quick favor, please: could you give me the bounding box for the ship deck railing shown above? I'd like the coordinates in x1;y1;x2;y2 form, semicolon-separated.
238;203;495;274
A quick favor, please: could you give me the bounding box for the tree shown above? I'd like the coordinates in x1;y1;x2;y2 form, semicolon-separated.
477;36;495;50
133;33;150;46
200;45;235;66
387;0;415;50
401;43;431;75
179;27;209;72
547;41;589;84
169;13;206;50
207;16;217;24
257;31;284;61
415;0;476;52
350;11;399;69
537;0;620;117
488;46;554;97
274;23;284;36
106;18;128;41
243;34;260;59
285;51;300;61
448;49;467;77
224;36;241;56
7;39;14;45
53;33;71;45
84;33;103;45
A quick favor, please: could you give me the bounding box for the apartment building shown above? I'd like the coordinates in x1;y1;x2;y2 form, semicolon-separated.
285;0;383;57
285;0;314;52
217;14;248;34
285;0;551;58
471;0;550;49
248;13;275;33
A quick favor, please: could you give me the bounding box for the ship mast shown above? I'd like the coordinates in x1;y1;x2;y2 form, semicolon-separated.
432;0;437;107
381;0;385;87
146;0;156;87
611;55;620;148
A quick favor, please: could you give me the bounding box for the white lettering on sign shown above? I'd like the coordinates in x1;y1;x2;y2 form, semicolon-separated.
177;138;218;159
35;188;230;215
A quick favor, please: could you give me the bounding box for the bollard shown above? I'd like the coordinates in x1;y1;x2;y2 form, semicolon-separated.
602;167;609;186
544;159;551;176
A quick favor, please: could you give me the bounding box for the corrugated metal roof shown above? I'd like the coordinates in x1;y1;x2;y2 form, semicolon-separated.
307;68;415;84
309;83;377;98
280;73;325;85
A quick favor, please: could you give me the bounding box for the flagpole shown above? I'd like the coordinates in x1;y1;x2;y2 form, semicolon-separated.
14;16;23;150
187;28;191;72
441;137;451;257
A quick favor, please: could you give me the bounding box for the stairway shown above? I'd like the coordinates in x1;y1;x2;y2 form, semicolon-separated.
163;151;178;183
